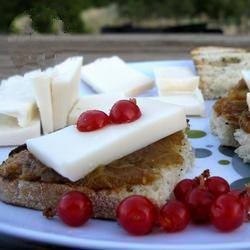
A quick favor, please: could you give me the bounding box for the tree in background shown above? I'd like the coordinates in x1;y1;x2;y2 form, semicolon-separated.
0;0;114;33
29;6;58;33
0;0;88;33
0;0;250;33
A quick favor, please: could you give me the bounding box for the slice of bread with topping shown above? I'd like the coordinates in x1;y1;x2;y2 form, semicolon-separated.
210;110;239;147
0;131;194;220
191;46;250;99
210;79;248;147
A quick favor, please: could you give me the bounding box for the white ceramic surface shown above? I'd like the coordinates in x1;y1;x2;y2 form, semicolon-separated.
0;60;248;250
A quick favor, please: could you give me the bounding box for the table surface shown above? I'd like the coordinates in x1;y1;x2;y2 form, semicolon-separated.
1;33;250;78
1;33;250;249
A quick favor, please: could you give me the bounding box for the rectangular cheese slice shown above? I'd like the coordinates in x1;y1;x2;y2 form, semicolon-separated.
153;66;204;116
52;56;83;130
27;99;186;182
81;56;154;96
0;114;41;146
150;88;205;116
68;93;125;125
154;66;199;93
30;69;54;134
0;75;37;127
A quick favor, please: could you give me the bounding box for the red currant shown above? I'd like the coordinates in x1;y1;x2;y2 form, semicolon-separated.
110;99;141;124
174;179;198;203
186;187;214;224
57;191;93;227
228;189;241;197
210;193;244;231
159;201;190;232
228;189;250;220
116;195;157;235
205;176;230;198
76;110;110;132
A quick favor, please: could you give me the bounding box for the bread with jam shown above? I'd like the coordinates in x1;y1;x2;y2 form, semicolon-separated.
0;131;194;219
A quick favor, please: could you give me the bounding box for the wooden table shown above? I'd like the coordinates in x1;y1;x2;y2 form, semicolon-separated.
1;34;250;79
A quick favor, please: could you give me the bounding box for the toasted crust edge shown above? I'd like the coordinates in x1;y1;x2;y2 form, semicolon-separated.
0;177;121;220
210;110;239;147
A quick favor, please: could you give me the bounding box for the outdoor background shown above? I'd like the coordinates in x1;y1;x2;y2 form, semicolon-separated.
1;0;250;34
1;0;250;79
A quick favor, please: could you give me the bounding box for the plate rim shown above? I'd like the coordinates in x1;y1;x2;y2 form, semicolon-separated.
0;221;249;250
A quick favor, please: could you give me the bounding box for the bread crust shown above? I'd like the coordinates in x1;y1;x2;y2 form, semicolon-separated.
191;46;249;99
210;110;239;147
191;46;246;56
0;177;121;220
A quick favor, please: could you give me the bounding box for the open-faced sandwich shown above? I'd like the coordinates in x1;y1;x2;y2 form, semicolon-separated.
0;98;194;219
191;46;250;99
210;73;250;163
211;78;248;147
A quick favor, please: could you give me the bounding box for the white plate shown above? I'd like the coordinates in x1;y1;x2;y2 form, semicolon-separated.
0;60;249;250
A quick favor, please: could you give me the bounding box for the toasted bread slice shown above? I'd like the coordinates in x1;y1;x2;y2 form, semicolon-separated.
210;79;248;147
191;46;250;99
191;46;246;57
211;78;250;162
0;131;194;219
210;110;239;147
234;129;250;162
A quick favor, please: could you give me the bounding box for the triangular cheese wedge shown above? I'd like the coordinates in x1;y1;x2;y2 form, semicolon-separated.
30;69;54;134
0;114;41;146
0;74;38;127
52;56;83;130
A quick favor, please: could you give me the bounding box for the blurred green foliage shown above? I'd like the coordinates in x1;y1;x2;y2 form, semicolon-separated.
117;0;250;23
29;6;58;33
0;0;250;33
0;0;104;33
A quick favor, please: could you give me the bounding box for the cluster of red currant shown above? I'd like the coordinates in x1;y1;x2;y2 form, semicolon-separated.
50;170;250;235
172;170;248;232
76;99;141;132
116;170;249;235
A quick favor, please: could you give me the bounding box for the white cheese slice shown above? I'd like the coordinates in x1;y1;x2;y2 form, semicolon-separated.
154;66;199;92
247;93;250;111
0;100;37;128
24;69;41;79
0;75;37;127
150;88;205;116
1;75;23;86
30;69;54;134
27;99;186;182
0;114;41;146
52;56;83;131
81;56;153;96
242;70;250;90
68;93;125;125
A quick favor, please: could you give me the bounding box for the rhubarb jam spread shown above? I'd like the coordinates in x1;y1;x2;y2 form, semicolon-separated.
0;132;185;191
214;79;250;131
